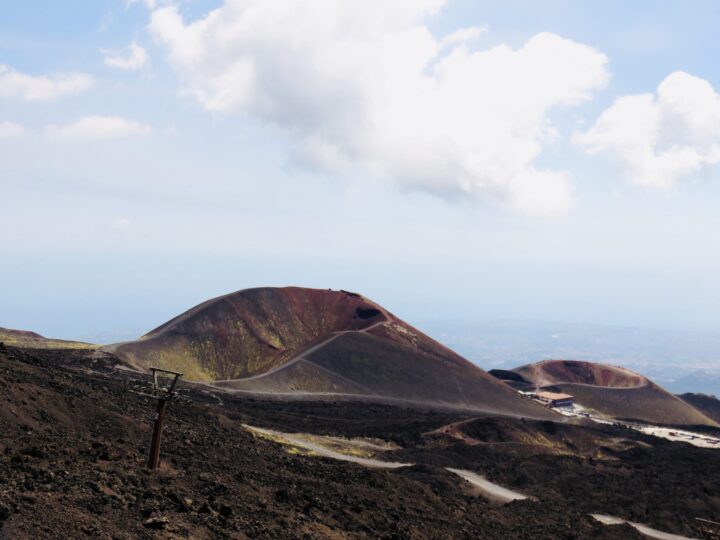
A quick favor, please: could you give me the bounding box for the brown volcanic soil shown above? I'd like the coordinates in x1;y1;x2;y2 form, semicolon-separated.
426;417;648;458
109;287;390;380
109;287;555;420
2;343;720;539
223;331;553;418
680;393;720;423
514;360;646;388
0;327;95;350
514;360;717;427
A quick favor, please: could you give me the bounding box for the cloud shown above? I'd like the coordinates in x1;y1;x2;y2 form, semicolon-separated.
127;0;175;9
575;71;720;189
439;26;487;49
102;42;149;71
149;0;608;215
0;65;93;102
46;116;152;139
113;218;132;231
0;121;25;138
127;0;156;8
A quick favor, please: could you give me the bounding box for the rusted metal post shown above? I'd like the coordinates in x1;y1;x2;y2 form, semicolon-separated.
145;367;182;470
147;397;169;469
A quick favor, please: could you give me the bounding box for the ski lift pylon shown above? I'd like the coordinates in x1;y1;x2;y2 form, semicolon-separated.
146;367;183;470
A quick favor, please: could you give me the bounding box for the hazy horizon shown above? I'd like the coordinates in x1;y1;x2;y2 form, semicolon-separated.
5;281;720;345
5;286;720;395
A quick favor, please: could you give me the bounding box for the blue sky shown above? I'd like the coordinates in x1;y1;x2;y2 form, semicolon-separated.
2;0;720;341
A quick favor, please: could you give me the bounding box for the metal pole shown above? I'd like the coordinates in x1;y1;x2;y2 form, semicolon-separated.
147;397;168;469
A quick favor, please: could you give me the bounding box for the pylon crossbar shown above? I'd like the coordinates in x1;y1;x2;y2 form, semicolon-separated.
150;367;183;396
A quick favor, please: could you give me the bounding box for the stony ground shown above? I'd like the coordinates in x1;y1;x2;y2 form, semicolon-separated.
1;343;718;539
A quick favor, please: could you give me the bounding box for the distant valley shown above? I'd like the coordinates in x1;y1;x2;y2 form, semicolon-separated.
421;319;720;395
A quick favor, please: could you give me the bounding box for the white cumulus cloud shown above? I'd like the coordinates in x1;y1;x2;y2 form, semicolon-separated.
102;41;149;71
0;121;25;138
576;71;720;189
46;116;152;139
0;65;93;102
149;0;609;215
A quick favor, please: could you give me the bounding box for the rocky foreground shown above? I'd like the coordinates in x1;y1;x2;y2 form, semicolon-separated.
1;344;719;539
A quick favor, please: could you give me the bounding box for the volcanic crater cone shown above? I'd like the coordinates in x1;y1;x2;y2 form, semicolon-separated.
108;287;555;418
679;393;720;424
511;359;718;427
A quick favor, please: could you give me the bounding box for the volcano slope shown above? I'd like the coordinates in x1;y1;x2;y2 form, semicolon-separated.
109;287;555;419
680;393;720;424
511;360;717;427
0;327;95;350
3;343;720;539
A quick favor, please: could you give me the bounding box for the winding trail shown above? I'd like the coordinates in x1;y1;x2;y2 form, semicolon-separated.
214;319;389;386
445;468;530;503
243;425;411;469
243;424;699;539
592;515;696;540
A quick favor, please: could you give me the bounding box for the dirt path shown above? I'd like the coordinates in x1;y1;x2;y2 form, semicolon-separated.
243;425;411;469
215;320;389;386
244;424;698;539
214;333;347;384
592;514;697;540
243;425;533;502
445;468;531;504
